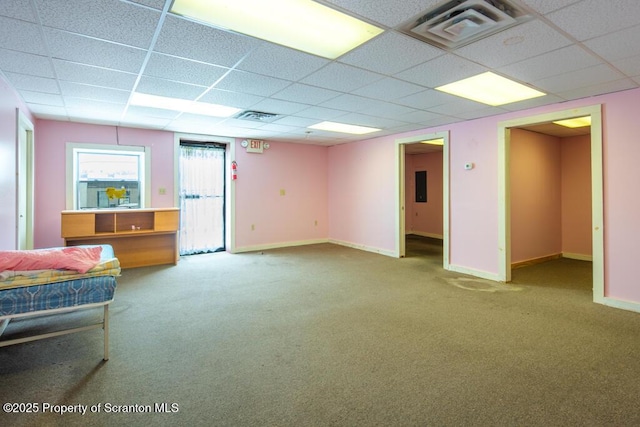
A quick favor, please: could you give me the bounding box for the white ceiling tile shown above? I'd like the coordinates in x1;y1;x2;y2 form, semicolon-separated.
0;49;54;78
136;76;207;100
20;91;65;106
258;123;300;134
612;54;640;77
59;81;130;103
198;89;265;109
498;94;566;111
5;73;58;93
248;98;310;115
338;31;443;75
521;0;583;14
65;98;125;112
454;20;572;68
534;64;626;93
334;113;407;129
584;24;640;62
271;116;318;128
545;0;640;41
295;106;350;121
35;0;160;48
319;93;377;112
53;60;138;90
351;77;427;101
395;89;451;110
498;45;600;83
0;0;37;22
144;53;229;87
120;115;173;129
360;102;417;120
301;63;383;92
214;70;291;97
155;15;259;67
125;105;181;120
323;0;441;27
426;98;488;116
398;110;443;124
64;109;124;124
557;78;638;100
0;16;47;55
272;84;341;105
236;42;330;81
122;0;166;10
395;54;487;88
25;103;67;117
44;28;147;73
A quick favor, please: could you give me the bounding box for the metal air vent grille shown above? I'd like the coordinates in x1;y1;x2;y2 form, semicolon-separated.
397;0;531;50
236;110;280;122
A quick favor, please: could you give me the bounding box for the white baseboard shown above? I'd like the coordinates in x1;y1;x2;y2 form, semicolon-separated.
598;297;640;314
446;264;503;282
232;238;329;254
562;252;593;261
407;231;443;240
329;239;397;258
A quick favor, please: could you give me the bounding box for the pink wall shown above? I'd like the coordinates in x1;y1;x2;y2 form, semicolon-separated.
0;74;35;250
405;151;443;237
328;139;397;253
233;140;328;249
561;135;591;256
34;120;175;248
510;129;562;263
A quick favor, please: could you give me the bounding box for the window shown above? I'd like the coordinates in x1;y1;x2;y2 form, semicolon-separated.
66;143;150;210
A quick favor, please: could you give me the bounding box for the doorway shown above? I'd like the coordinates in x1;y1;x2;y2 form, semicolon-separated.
396;131;450;269
498;105;604;303
16;109;34;250
179;141;227;255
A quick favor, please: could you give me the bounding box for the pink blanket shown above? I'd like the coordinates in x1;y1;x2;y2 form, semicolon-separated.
0;246;103;274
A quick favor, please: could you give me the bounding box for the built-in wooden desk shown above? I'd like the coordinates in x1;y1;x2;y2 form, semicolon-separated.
61;207;180;268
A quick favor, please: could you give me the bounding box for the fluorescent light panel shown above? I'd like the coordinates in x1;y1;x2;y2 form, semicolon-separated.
308;121;381;135
170;0;383;59
553;116;591;128
436;72;545;106
130;92;241;117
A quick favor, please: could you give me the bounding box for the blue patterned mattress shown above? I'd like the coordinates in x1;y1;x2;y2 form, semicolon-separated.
0;245;118;317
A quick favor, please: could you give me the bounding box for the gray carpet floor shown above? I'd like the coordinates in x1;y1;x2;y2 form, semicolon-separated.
1;236;640;426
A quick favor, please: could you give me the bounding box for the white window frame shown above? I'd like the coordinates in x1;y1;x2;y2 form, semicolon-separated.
65;142;151;210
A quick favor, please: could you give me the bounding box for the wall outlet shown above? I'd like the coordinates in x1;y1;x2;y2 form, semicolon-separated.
158;187;166;195
280;189;286;196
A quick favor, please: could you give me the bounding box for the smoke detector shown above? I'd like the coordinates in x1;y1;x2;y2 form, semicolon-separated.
397;0;531;50
235;110;280;122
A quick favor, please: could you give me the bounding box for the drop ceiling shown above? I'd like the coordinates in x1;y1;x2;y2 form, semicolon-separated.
0;0;638;146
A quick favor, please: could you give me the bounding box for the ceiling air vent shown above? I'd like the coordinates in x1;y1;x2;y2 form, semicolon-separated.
235;110;279;122
397;0;531;50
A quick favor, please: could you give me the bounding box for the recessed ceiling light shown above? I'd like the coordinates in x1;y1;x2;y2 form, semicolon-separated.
170;0;384;59
308;121;381;135
553;116;591;128
130;92;241;117
435;71;545;106
421;138;444;145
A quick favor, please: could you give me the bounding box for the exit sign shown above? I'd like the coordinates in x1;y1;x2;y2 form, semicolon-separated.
246;139;264;153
